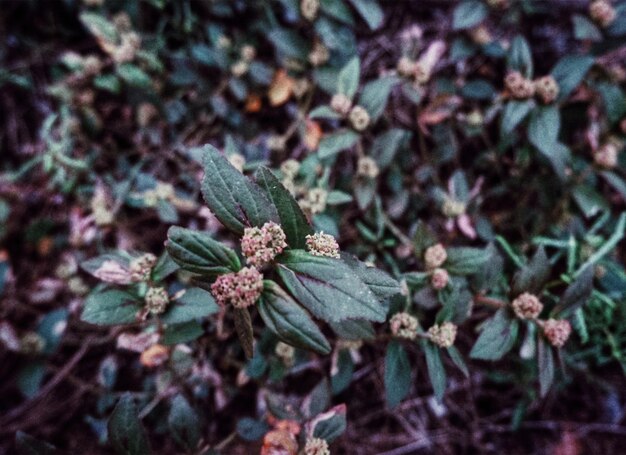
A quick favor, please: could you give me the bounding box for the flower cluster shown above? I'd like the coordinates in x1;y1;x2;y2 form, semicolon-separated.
390;312;418;340
211;267;264;309
424;243;447;270
542;319;572;348
594;142;619;169
330;93;352;116
428;322;458;348
306;232;340;258
300;0;319;21
505;71;535;99
241;222;288;268
511;292;543;320
299;188;328;214
534;75;559;104
590;0;616;27
430;268;449;290
304;437;330;455
145;287;169;315
356;156;380;179
129;253;157;282
349;105;370;131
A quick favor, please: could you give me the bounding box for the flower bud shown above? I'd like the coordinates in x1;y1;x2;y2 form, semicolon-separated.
590;0;616;27
511;292;543;319
20;332;46;355
430;268;449;290
349;105;370;131
534;75;559;104
231;60;249;77
280;159;301;179
304;437;330;455
442;198;466;217
396;57;416;77
240;45;256;62
428;322;457;348
129;253;157;283
300;0;320;21
469;25;492;45
542;319;572;348
505;71;535;99
300;188;328;214
306;232;340;258
594;143;619;169
390;312;418;340
145;287;169;315
275;341;295;367
424;243;447;270
211;267;264;309
308;41;329;66
357;156;380;179
241;222;288;268
330;93;352;116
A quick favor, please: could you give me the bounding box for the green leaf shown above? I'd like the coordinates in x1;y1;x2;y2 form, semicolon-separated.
447;346;469;377
38;309;68;355
337;57;360;99
317;130;360;159
161;287;219;324
310;404;347;443
573;15;602;42
369;128;411;169
550;55;594;100
161;321;204;345
512;246;550;295
528;105;560;153
200;144;279;234
445;247;490;276
15;432;60;455
452;1;488;30
108;394;152;455
358;76;396;121
331;349;354;394
276;250;387;323
168;395;201;451
151;252;179;282
341;253;400;300
116;64;152;88
500;100;534;135
470;309;519;360
79;12;118;43
236;418;269;442
255;167;313;249
462;79;496;100
268;28;310;60
384;341;411;408
309;105;342;120
554;266;594;317
82;290;141;326
507;35;533;78
423;342;446;401
348;0;384;30
320;0;355;25
258;281;331;354
572;184;609;218
329;319;375;340
17;361;45;399
537;338;554;398
166;226;240;275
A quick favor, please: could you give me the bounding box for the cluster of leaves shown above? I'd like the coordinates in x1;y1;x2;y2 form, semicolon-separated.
1;0;626;453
